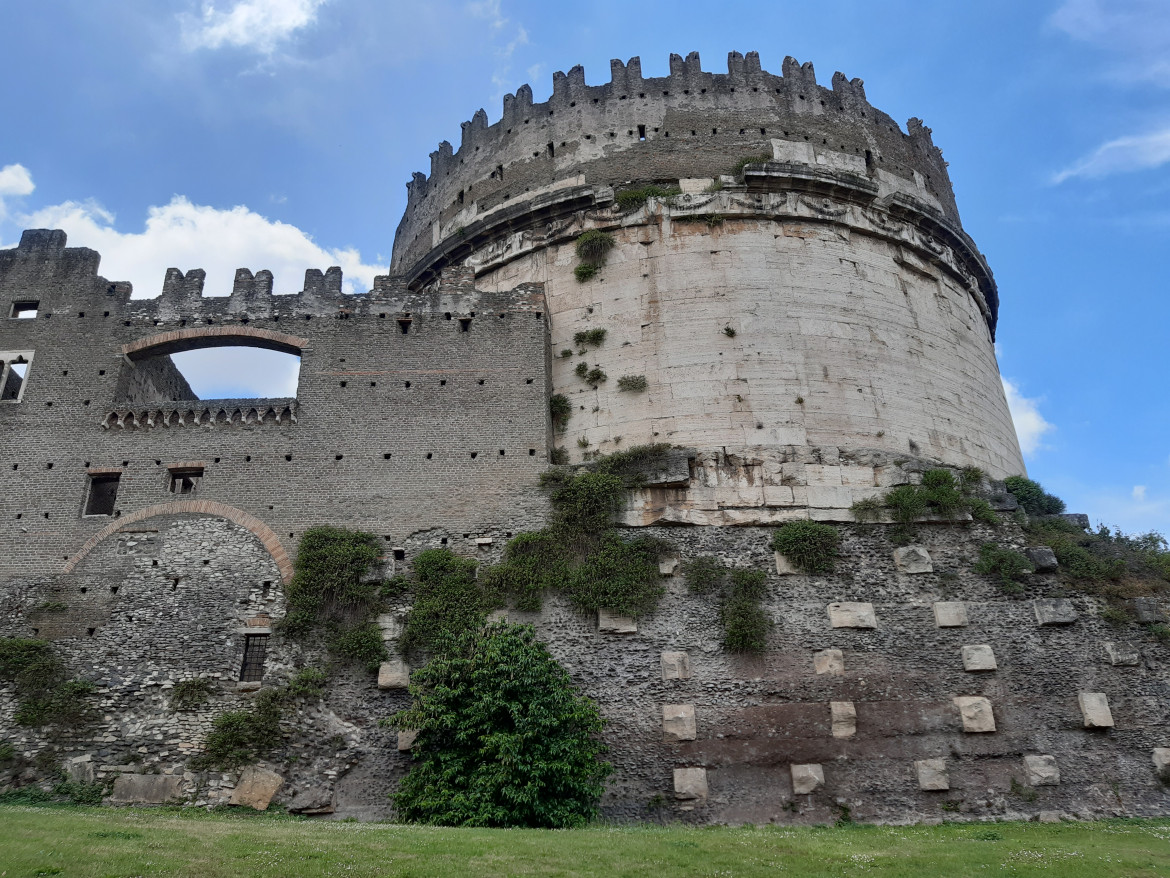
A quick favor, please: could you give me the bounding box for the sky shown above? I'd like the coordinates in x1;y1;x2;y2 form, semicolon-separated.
1;0;1169;535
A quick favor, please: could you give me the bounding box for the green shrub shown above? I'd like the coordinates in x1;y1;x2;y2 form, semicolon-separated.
541;469;626;533
885;484;928;524
282;526;382;635
51;780;105;805
1099;604;1132;627
1004;476;1066;516
591;443;671;489
1148;623;1170;643
192;688;284;770
389;623;611;828
287;667;327;699
721;572;769;654
973;544;1034;593
967;498;1001;526
0;638;94;728
585;367;606;384
850;496;883;523
549;446;568;465
683;556;725;595
573;328;607;347
615;185;680;211
616;374;647;392
171;678;215;710
0;742;15;762
574;361;588;379
567;533;666;617
550;393;571;432
480;531;574;612
329;620;388;672
400;549;488;655
920;469;965;517
959;467;985;492
574;231;614;266
574;263;598;282
771;521;839;575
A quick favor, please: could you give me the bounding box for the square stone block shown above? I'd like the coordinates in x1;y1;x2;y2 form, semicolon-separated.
598;608;637;633
659;556;680;576
1152;748;1170;782
1104;641;1140;667
1127;597;1169;624
1024;546;1059;573
673;767;708;800
1023;754;1060;786
110;774;183;804
663;704;697;742
791;763;824;794
1078;692;1114;728
813;648;844;676
933;601;968;627
961;644;997;671
774;551;799;575
397;730;418;751
828;602;876;628
1034;598;1077;626
229;766;284;810
661;651;692;680
915;758;949;791
893;545;933;573
377;658;410;690
953;696;996;733
830;701;856;738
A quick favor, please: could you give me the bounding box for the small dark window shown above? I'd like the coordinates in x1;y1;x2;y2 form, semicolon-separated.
84;474;120;516
9;301;38;319
547;142;554;158
392;548;406;561
459;318;472;332
168;466;203;495
638;125;646;141
397;319;412;335
239;634;268;682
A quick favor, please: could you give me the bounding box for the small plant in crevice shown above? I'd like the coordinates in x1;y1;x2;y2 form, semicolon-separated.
574;263;598;282
1009;776;1039;803
683;558;769;654
286;667;327;699
576;436;590;449
771;520;840;576
549;393;572;433
191;687;285;770
550;446;568;465
34;601;68;613
1148;623;1170;644
574;230;614;282
878;467;1000;541
615;185;681;211
722;325;736;338
850;495;883;523
170;677;216;710
973;544;1034;595
617;374;647;392
794;396;804;406
573;328;607;348
1099;604;1132;627
574;361;606;384
733;154;773;176
704;213;725;227
560;348;573;358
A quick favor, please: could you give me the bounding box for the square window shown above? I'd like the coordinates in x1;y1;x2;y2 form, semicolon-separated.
84;473;120;516
239;634;268;682
168;466;204;495
9;301;38;319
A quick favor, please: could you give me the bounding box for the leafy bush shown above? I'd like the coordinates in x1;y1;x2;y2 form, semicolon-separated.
573;328;607;347
0;742;15;762
771;521;840;575
1004;476;1066;516
574;263;598;282
329;620;388;672
390;623;611;828
282;527;382;635
721;571;769;653
287;667;327;699
480;531;574;612
585;367;606;384
973;544;1034;594
574;231;614;266
591;443;671;489
171;678;215;710
192;688;284;770
567;533;666;617
549;446;568;465
541;469;626;533
885;484;928;524
615;185;680;211
616;374;647;392
400;549;489;655
683;556;725;595
549;393;571;432
0;638;94;728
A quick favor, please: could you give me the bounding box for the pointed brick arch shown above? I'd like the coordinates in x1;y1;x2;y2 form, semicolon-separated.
63;501;293;583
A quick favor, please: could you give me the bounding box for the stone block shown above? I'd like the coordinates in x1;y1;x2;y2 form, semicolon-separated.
1127;597;1168;624
1038;810;1063;824
953;696;996;733
1078;692;1114;728
376;613;403;640
598;608;637;633
661;651;692;680
1152;748;1170;782
893;545;933;573
830;701;856;738
1024;547;1059;573
961;644;997;672
377;658;410;690
791;763;824;794
933;601;968;627
828;602;876;628
659;556;680;576
915;758;949;791
229;766;284;810
764;485;795;506
673;767;708;800
663;704;697;742
1023;754;1060;786
1034;598;1077;626
774;551;799;575
813;648;844;676
66;755;94;784
1104;641;1140;667
110;774;183;804
397;730;418;751
287;787;334;815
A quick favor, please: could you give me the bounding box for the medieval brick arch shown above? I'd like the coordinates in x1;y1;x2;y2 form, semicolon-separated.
63;500;293;583
122;325;309;360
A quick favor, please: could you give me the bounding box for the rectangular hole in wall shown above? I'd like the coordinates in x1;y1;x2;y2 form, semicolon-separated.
84;473;120;516
458;318;472;333
168;465;204;495
638;125;646;141
239;634;268;682
397;319;412;335
1;351;33;402
9;301;39;319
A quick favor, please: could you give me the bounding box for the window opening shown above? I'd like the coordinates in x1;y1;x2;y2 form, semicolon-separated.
1;352;33;402
239;634;268;682
168;466;204;495
84;473;121;516
397;319;412;335
458;318;472;332
638;125;646;141
9;301;38;319
547;142;554;158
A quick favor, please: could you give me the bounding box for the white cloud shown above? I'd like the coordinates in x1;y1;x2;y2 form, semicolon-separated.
0;163;35;223
1134;485;1148;501
1052;126;1170;183
1002;378;1055;457
182;0;327;55
1051;0;1170;84
468;0;530;102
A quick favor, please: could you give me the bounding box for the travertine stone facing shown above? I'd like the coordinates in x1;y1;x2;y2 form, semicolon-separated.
397;730;418;751
229;766;284;810
67;755;95;784
1023;755;1060;786
813;649;845;676
953;696;996;733
915;758;949;791
933;601;968;627
1104;642;1140;667
961;644;997;672
1024;547;1059;573
1128;597;1169;624
377;658;410;690
791;763;825;794
1038;810;1063;823
774;552;799;575
1034;599;1077;626
598;609;637;634
663;704;698;742
1078;692;1115;728
893;546;932;573
659;556;680;576
673;767;708;800
1153;748;1170;781
828;602;876;628
830;701;856;738
661;651;692;680
110;774;183;804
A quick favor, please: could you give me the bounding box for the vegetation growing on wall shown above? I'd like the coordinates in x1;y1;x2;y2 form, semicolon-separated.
170;678;216;710
550;393;571;433
388;623;610;828
733;154;773;176
1004;476;1066;516
973;544;1034;595
683;559;770;653
574;231;614;282
617;375;648;392
399;549;490;654
192;688;285;770
771;520;840;575
0;638;94;728
573;328;607;348
615;185;681;211
853;467;999;543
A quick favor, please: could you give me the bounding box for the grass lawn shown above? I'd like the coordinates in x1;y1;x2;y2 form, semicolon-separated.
2;806;1169;877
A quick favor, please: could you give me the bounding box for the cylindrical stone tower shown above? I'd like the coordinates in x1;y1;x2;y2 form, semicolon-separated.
392;51;1023;523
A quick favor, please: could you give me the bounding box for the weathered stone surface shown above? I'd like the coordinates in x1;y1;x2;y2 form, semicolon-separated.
661;651;692;680
813;648;844;676
953;696;996;733
893;545;932;573
1024;546;1058;573
673;767;708;800
961;644;997;671
774;551;799;575
1024;755;1060;786
915;758;949;791
229;766;284;810
827;602;876;629
1038;810;1063;824
1104;641;1140;667
1078;692;1114;728
1034;598;1077;626
830;701;856;738
377;658;410;690
397;730;418;751
791;763;825;794
67;755;94;784
110;774;183;804
1127;597;1169;624
659;556;680;576
287;786;335;815
1153;748;1170;782
598;609;637;634
663;704;697;742
933;601;968;627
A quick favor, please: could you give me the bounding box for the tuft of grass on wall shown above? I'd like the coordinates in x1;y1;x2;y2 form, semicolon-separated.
771;521;840;575
616;375;647;392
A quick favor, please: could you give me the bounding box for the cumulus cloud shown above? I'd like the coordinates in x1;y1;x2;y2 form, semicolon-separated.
1002;378;1055;457
0;163;35;223
1051;0;1170;84
182;0;327;55
468;0;530;102
1052;127;1170;183
1134;485;1148;501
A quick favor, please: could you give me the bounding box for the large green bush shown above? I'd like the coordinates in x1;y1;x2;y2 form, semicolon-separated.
771;520;840;575
1004;476;1066;516
390;623;611;828
400;549;489;654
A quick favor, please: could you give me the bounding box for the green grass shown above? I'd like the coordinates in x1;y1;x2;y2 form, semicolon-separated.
1;806;1169;877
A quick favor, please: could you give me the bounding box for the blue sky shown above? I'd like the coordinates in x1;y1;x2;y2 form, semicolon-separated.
2;0;1169;535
